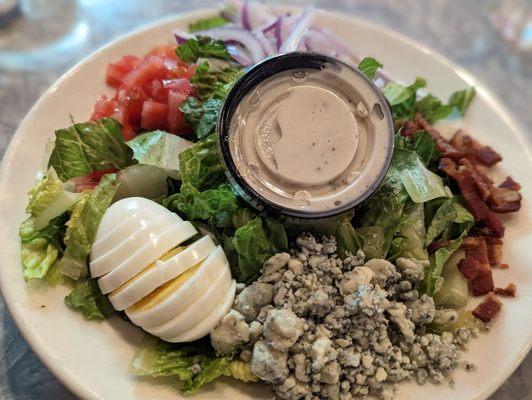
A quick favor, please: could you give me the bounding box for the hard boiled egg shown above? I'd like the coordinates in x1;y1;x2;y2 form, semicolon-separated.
90;197;235;343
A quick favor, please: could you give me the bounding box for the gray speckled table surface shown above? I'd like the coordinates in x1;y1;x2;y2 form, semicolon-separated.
0;1;530;399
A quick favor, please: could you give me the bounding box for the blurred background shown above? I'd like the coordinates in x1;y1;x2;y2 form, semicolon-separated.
0;0;530;399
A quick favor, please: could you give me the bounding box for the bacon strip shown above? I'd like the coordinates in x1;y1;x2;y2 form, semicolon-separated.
472;293;502;323
494;283;517;297
415;115;463;160
450;130;502;167
485;237;503;266
498;176;521;191
488;187;522;213
399;120;418;138
458;257;494;296
439;158;505;238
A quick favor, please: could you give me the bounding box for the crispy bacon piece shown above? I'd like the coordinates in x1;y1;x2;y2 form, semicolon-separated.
485;237;503;266
499;263;510;270
494;283;517;297
475;146;502;167
472;293;503;323
459;158;493;201
415;115;464;160
488;187;522;213
458;257;494;296
498;176;521;191
463;236;489;266
400;120;418;138
450;130;502;167
439;158;505;238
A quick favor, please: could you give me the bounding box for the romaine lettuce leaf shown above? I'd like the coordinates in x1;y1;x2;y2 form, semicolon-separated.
131;335;232;394
175;37;231;63
426;197;474;245
448;87;476;116
189;62;243;101
222;360;258;382
189;16;229;32
126;131;193;179
389;202;428;260
233;216;288;283
334;217;360;259
57;175;118;280
48;118;133;181
420;234;464;296
19;216;66;281
26;168;81;230
163;182;238;227
357;57;383;80
180;97;224;139
356;226;385;260
393;148;451;203
179;134;226;191
64;278;115;320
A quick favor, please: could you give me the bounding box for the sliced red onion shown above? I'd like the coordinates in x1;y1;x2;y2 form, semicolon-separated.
174;31;195;44
227;44;253;66
253;29;276;55
222;0;245;24
193;27;266;64
242;0;250;30
279;9;315;53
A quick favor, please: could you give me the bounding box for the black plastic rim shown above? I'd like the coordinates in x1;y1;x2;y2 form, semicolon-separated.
217;52;395;219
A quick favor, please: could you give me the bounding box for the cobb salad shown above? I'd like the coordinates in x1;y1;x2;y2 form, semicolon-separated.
17;1;523;399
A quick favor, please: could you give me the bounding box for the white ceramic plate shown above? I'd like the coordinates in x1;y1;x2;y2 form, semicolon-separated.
0;6;531;400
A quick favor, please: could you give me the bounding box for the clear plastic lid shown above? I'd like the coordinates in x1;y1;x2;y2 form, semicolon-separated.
218;52;394;219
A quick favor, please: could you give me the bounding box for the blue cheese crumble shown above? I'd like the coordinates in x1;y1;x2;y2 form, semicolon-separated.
210;234;475;400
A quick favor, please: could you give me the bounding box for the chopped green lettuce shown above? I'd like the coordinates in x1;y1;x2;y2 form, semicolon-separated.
393;148;451;203
189;62;243;101
26;168;81;230
57;175;118;280
233;216;288;283
425;198;474;245
420;235;464;296
19;216;66;281
131;335;232;394
223;361;258;382
48;118;133;181
178;134;226;191
64;278;115;320
448;87;476;116
356;226;385;260
180;97;224;139
357;57;383;80
164;182;238;227
390;202;428;260
189;16;229;32
126;131;193;179
335;217;360;259
175;37;231;63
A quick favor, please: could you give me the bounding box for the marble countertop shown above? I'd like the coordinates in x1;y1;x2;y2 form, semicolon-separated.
0;1;530;399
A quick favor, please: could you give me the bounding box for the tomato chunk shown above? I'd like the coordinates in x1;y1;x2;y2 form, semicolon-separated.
141;100;169;131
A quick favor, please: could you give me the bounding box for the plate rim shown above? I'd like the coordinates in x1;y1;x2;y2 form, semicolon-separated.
0;5;530;400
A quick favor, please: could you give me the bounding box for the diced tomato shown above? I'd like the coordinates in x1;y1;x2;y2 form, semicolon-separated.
92;46;196;139
106;55;141;88
117;87;147;129
91;95;117;121
141;100;169;131
122;55;165;89
163;78;193;95
70;168;118;192
167;90;190;134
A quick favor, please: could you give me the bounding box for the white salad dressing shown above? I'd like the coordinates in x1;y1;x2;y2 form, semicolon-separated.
222;54;394;217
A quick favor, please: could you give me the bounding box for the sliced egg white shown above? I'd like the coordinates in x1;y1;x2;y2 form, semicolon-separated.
91;208;181;263
90;213;182;278
162;280;237;343
125;245;228;327
98;221;197;294
109;236;217;311
95;197;175;242
145;261;232;338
